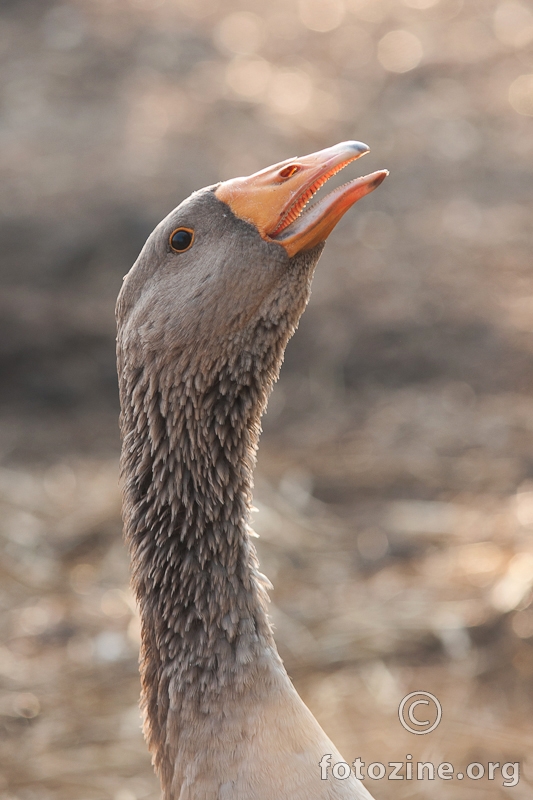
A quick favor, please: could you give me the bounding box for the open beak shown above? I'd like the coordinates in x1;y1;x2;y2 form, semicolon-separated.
215;141;388;258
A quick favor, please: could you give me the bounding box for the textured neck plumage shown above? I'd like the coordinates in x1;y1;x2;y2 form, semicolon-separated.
118;319;300;777
117;236;323;793
119;347;279;783
122;345;279;639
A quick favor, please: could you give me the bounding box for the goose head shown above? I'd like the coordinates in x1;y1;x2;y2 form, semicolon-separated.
117;142;388;365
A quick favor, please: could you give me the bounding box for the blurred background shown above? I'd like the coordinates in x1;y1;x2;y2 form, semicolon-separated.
1;0;533;797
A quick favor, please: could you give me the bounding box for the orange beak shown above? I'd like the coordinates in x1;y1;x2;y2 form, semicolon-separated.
215;141;388;258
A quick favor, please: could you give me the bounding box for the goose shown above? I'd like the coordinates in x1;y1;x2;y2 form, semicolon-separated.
116;141;388;800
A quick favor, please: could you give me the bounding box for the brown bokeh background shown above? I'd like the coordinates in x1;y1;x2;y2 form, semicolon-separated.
1;0;533;798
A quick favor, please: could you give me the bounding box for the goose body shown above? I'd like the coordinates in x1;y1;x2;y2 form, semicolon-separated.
117;143;387;800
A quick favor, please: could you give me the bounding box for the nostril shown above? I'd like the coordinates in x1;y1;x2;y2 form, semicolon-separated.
279;165;300;179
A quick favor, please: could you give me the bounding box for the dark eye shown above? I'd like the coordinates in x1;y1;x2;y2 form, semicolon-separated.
169;227;194;253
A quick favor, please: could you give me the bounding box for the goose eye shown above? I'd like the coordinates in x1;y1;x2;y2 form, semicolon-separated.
170;227;194;252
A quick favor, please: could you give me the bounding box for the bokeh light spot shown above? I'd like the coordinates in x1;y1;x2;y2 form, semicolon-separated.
509;73;533;115
377;30;423;72
298;0;345;32
214;12;263;55
266;69;313;115
225;57;271;99
494;1;533;48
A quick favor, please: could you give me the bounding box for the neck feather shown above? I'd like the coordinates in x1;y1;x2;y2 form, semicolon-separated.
120;344;280;675
117;241;322;792
119;341;286;779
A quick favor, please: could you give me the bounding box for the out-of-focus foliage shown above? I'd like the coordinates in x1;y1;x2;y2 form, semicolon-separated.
1;0;533;798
